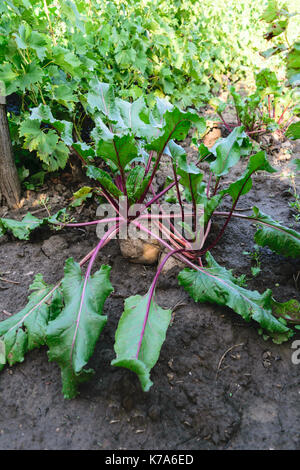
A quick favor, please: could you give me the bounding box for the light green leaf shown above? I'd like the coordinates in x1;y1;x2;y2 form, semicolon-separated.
286;122;300;140
0;213;44;240
111;292;171;391
210;126;252;176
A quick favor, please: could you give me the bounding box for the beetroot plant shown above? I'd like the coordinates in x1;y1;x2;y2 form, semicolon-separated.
0;82;300;398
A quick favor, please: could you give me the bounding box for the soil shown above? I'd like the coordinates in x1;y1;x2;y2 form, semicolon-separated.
0;129;299;450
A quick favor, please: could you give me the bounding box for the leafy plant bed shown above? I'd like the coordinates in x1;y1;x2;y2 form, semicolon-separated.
0;137;299;449
0;86;300;399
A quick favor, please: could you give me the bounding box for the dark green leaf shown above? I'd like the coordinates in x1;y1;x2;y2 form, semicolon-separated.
178;252;292;341
0;275;55;370
250;207;300;258
46;258;113;398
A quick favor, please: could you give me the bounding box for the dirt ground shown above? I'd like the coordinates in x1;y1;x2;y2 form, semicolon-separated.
0;130;299;450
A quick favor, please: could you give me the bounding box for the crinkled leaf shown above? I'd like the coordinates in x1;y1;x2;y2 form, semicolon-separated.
116;97;155;138
0;213;44;240
46;258;113;399
111;293;171;391
86;165;122;199
147;107;204;154
255;68;280;94
72;142;95;162
178;252;292;341
0;275;55;370
250;206;300;258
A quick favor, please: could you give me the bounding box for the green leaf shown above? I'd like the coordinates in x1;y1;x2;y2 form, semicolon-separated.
14;24;48;60
0;275;55;370
261;0;279;23
272;299;300;324
47;141;69;171
264;20;288;40
52;46;82;76
29;105;73;146
87;79;120;122
226;151;276;202
86;165;122;199
177;154;206;204
209;127;251;177
70;186;93;207
20;118;58;155
286;122;300;140
111;293;172;391
250;207;300;258
46;258;113;399
72;142;95;163
0;213;44;240
0;64;18;93
178;252;292;341
147;107;204;154
60;0;86;33
17;62;44;91
260;44;287;59
96;133;138;171
287;42;300;87
290;158;300;172
20;118;70;170
255;68;279;94
126;166;150;203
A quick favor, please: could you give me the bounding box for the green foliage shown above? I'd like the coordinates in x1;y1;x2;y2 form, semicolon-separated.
178;252;295;342
0;213;44;239
46;259;113;398
251;206;300;257
0;84;299;399
111;293;171;392
211;68;298;136
0;275;55;370
260;0;300;88
0;0;268;175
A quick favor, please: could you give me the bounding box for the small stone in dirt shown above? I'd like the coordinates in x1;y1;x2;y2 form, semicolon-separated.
148;405;160;421
42;235;68;258
122;395;134;411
